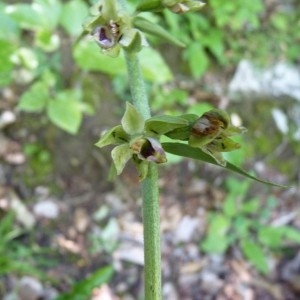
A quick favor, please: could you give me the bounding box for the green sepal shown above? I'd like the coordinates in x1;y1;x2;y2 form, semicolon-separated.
201;145;226;166
136;0;164;12
111;144;132;175
95;125;129;148
162;142;287;187
133;157;149;181
133;16;185;48
121;102;145;135
225;125;247;136
205;135;241;152
90;0;118;21
145;115;189;135
120;29;144;53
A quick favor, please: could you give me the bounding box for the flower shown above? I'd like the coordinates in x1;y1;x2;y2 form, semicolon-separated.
95;103;167;180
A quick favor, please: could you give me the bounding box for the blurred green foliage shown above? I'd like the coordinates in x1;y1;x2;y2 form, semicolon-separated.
1;0;299;133
201;177;300;274
0;212;40;276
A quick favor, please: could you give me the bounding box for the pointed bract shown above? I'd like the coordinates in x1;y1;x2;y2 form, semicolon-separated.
121;102;145;135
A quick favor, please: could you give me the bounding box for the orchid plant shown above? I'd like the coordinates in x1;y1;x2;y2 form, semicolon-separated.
80;0;284;299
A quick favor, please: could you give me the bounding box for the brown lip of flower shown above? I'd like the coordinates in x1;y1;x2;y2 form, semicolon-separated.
132;137;167;164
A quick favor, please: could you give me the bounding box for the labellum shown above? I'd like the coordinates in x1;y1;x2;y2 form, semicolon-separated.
93;26;116;49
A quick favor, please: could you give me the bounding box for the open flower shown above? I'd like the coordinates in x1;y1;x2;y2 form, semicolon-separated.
95;103;167;180
189;109;246;166
81;0;147;56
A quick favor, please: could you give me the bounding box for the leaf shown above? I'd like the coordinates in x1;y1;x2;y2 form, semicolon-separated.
184;42;209;78
60;0;89;37
111;144;132;175
0;40;14;86
281;226;300;243
18;81;48;112
201;214;230;253
139;47;173;83
95;125;129;148
258;226;284;248
121;102;145;135
145;115;189;135
73;41;126;75
133;16;185;48
162;142;287;187
6;3;42;30
56;266;114;300
47;90;82;134
240;240;269;274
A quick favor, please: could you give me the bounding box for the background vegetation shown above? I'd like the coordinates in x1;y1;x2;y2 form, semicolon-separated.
1;0;300;299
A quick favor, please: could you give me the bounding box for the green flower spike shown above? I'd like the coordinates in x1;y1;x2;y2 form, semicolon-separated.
95;102;167;180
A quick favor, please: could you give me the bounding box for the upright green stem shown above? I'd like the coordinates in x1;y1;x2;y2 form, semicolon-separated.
124;51;162;300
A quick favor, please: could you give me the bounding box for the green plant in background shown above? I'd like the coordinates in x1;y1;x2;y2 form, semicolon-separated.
0;212;40;277
1;0;293;299
201;178;300;274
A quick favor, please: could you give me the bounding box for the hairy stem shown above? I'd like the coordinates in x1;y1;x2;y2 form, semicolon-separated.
124;51;162;300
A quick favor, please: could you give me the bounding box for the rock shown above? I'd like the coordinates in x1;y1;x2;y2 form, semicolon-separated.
163;282;179;300
17;276;43;300
0;111;16;129
9;190;36;229
174;216;199;243
229;60;300;101
74;208;89;232
33;199;59;219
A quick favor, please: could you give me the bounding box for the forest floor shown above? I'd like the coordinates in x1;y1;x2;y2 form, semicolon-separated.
1;89;300;300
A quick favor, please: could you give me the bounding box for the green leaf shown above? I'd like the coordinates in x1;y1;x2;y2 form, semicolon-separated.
162;142;287;187
47;90;82;134
95;125;129;148
184;42;209;78
281;226;300;244
0;39;14;86
18;81;48;112
240;240;269;274
223;195;237;217
145;115;189;135
133;16;185;48
56;266;114;300
241;197;260;214
121;102;145;135
258;226;284;248
60;0;89;37
0;7;20;41
139;47;173;83
6;3;42;30
111;144;132;175
201;214;230;253
73;41;126;75
33;0;62;30
35;29;59;52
